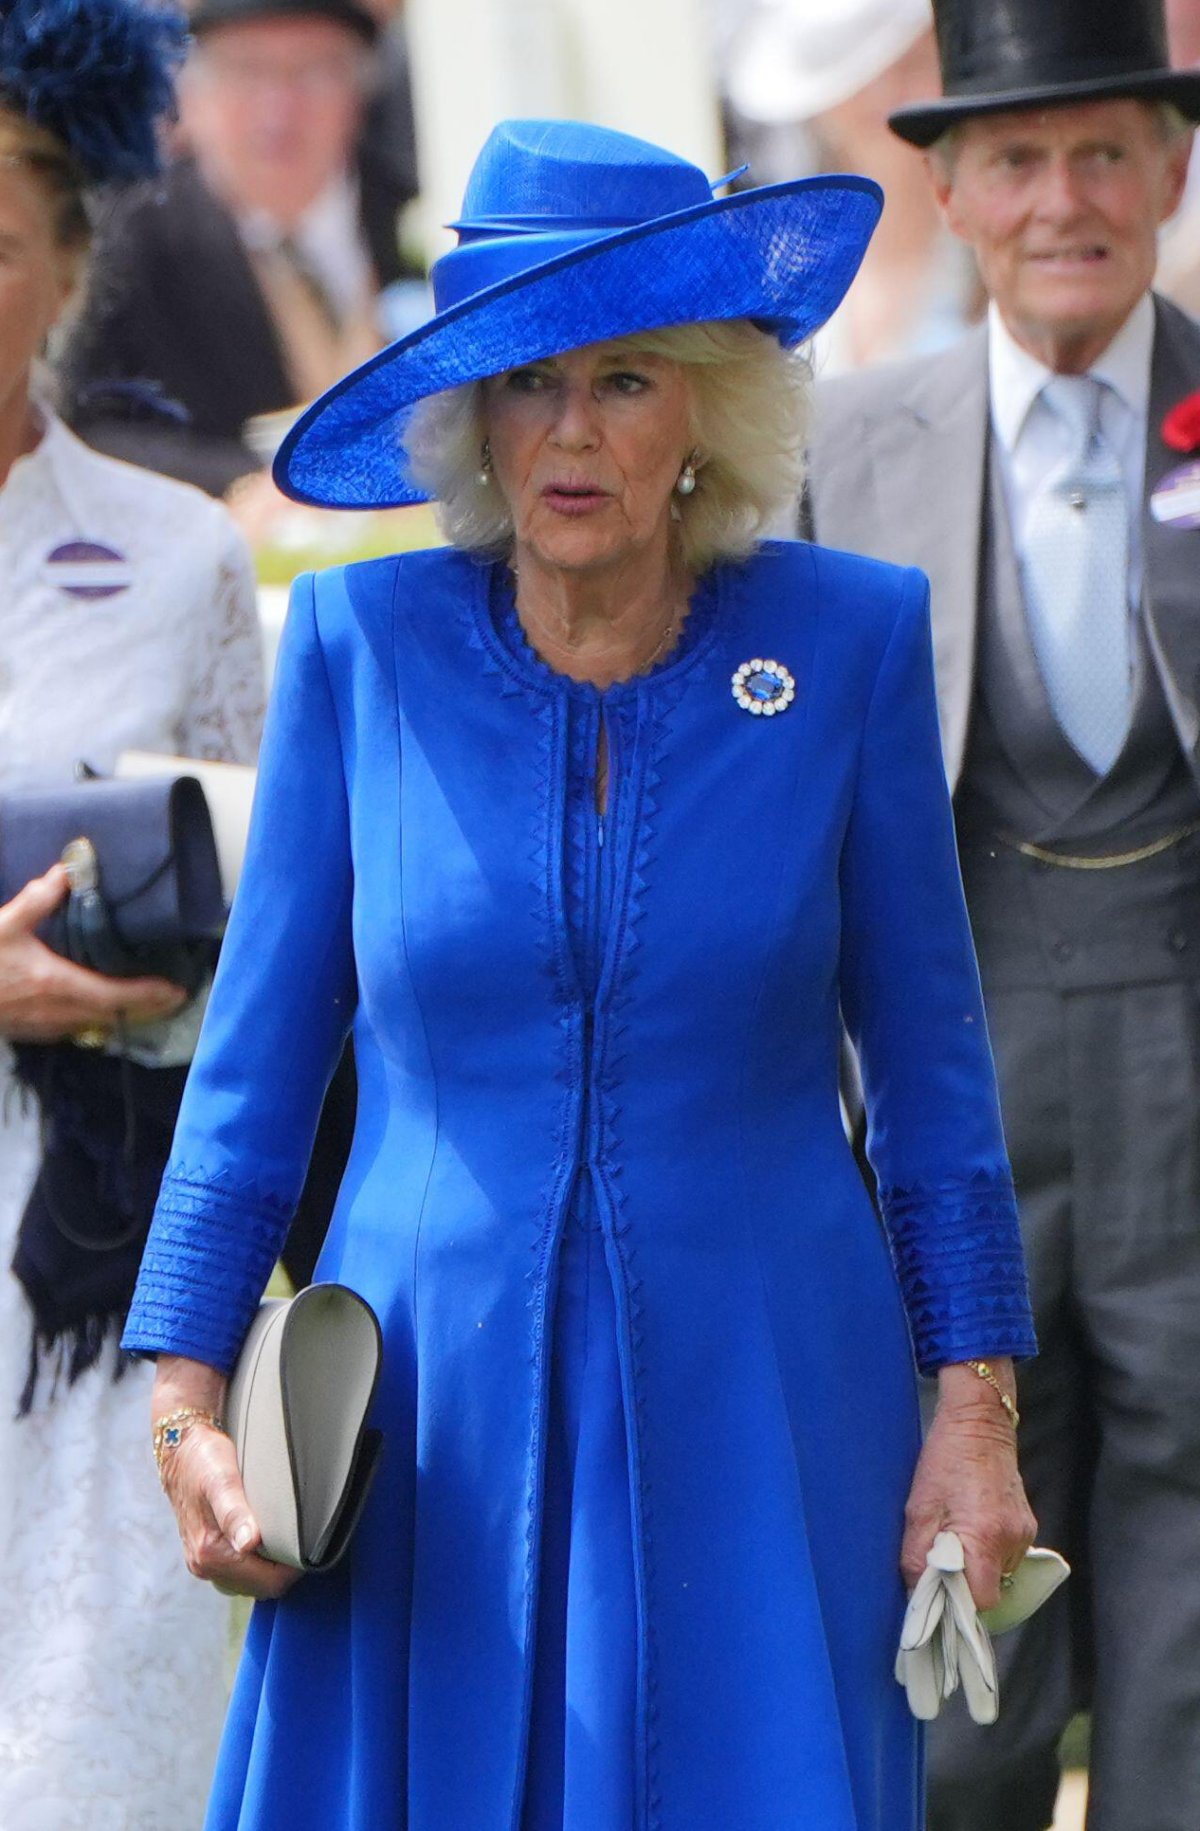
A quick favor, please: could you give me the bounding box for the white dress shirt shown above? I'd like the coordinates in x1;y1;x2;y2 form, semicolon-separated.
988;293;1154;611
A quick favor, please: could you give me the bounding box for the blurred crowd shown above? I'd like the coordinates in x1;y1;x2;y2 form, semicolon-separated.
62;0;420;502
52;0;1200;520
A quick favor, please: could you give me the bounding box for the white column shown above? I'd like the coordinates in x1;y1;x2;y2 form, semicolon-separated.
405;0;722;268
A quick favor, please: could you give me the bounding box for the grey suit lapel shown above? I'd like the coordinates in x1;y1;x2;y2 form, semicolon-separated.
1143;296;1200;770
863;328;989;784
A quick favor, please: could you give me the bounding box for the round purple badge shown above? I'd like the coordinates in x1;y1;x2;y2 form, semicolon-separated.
42;539;132;599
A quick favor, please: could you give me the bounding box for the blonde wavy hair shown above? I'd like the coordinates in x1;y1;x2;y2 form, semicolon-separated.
403;319;812;574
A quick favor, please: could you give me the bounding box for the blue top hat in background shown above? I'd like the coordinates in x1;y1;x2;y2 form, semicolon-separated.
274;119;882;510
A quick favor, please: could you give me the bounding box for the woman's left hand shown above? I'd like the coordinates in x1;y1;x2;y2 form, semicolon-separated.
901;1358;1037;1612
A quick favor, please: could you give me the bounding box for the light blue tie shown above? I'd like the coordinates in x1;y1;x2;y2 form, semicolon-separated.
1021;374;1132;776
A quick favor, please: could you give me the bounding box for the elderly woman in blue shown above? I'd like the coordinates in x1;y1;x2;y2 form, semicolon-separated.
125;120;1037;1831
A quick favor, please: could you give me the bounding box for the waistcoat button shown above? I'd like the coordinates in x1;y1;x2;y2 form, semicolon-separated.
1051;939;1075;963
1168;929;1190;953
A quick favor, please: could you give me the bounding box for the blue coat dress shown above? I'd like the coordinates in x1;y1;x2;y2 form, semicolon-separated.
124;541;1035;1831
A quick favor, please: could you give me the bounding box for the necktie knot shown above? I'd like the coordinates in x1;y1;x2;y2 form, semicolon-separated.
1040;373;1105;462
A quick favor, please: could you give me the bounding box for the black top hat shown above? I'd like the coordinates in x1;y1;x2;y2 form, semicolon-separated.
187;0;378;46
889;0;1200;147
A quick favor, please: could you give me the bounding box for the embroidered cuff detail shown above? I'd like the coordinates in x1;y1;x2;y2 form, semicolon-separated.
878;1166;1037;1376
121;1166;294;1373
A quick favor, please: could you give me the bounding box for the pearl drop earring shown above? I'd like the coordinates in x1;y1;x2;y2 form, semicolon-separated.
676;453;698;496
478;439;493;486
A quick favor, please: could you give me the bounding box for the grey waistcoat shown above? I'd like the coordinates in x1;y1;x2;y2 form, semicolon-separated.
954;447;1200;992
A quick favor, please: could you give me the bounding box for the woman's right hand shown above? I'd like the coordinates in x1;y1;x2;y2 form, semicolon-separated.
0;865;189;1041
154;1354;301;1600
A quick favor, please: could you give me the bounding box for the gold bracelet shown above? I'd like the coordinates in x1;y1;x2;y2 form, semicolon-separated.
964;1359;1020;1430
152;1407;227;1480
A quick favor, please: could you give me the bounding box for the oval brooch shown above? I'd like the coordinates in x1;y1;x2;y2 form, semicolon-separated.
732;658;796;717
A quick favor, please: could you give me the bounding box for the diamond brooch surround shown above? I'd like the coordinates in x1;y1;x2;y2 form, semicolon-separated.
732;658;796;717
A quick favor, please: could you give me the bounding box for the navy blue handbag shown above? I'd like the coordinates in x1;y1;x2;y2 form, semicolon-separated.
0;774;225;995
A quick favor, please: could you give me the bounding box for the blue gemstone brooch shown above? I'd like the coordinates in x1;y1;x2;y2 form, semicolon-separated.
732;658;796;716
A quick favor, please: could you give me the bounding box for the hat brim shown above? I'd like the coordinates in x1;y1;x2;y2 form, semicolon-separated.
274;173;882;509
889;67;1200;148
189;0;378;43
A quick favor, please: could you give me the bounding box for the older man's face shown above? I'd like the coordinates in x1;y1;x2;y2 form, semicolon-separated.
929;99;1191;371
181;16;366;224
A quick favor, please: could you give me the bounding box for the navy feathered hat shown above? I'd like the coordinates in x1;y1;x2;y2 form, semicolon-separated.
0;0;187;184
275;118;882;510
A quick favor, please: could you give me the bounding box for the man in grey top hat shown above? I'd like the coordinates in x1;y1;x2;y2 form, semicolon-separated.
804;1;1200;1826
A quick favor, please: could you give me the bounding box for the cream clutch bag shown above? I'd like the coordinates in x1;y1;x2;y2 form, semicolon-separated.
116;750;256;903
895;1530;1070;1725
225;1283;383;1572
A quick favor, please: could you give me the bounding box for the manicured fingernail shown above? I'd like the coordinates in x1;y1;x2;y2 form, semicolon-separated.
233;1523;255;1552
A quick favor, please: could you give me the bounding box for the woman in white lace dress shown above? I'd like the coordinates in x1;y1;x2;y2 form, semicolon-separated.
0;2;265;1823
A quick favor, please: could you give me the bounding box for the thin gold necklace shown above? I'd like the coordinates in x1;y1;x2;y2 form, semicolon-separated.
637;608;679;674
521;603;681;680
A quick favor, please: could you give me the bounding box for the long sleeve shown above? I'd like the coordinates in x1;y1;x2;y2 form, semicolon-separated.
838;568;1036;1375
123;572;356;1370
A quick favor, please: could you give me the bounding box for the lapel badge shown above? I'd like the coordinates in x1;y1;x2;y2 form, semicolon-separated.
732;658;795;717
42;539;132;601
1150;461;1200;530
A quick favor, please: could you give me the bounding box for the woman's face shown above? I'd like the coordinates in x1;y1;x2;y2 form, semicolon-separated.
481;341;694;580
0;161;77;418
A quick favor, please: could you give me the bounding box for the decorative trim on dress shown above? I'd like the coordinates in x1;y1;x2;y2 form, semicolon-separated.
877;1165;1038;1375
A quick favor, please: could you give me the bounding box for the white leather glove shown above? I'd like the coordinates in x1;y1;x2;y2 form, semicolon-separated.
896;1530;999;1724
895;1530;1071;1725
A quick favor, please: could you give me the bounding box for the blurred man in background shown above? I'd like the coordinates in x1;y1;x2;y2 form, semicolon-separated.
65;0;416;493
806;0;1200;1825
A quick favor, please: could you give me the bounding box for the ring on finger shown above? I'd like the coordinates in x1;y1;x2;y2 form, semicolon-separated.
73;1024;110;1050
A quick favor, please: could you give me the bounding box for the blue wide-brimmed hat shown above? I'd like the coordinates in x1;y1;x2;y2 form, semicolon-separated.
275;119;882;509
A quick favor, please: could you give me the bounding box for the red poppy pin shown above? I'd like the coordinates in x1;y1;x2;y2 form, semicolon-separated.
1152;391;1200;528
1161;389;1200;454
